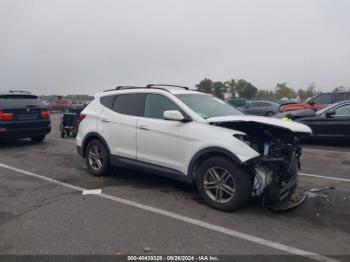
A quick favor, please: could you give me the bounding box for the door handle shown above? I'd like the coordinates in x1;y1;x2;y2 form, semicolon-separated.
100;118;111;123
138;125;149;131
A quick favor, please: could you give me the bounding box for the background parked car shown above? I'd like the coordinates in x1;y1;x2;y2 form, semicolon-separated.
49;98;73;112
275;100;350;138
241;101;280;116
0;90;51;142
226;98;248;108
280;92;350;112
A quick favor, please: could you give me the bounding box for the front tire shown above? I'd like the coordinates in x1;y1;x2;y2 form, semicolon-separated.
31;135;46;143
196;157;252;211
85;139;111;176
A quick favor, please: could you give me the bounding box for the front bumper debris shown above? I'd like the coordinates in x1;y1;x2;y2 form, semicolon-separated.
267;190;308;211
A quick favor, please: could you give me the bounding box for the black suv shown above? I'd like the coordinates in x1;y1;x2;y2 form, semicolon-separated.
0;91;51;142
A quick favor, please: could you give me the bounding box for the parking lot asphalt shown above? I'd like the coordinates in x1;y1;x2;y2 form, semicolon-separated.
0;113;349;260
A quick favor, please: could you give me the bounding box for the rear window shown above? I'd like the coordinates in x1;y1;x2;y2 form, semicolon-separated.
112;94;144;116
335;93;350;102
0;95;44;108
311;94;332;104
100;95;115;109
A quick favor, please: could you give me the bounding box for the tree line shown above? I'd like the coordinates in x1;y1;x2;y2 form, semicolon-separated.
196;78;320;101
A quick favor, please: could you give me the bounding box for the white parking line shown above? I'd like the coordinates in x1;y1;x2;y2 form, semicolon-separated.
0;162;339;262
299;173;350;182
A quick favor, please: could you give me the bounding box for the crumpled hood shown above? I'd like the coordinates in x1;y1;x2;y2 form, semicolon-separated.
207;115;312;134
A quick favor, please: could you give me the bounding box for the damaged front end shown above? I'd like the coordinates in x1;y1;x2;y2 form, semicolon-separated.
246;136;307;211
209;117;312;211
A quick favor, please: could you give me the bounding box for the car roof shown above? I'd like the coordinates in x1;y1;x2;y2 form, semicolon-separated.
250;100;279;105
97;85;202;97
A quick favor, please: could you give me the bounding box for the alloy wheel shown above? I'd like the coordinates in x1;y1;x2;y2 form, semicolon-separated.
88;144;104;171
203;167;236;204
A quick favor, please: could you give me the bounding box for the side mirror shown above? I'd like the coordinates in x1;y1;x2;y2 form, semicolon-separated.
163;110;185;121
286;114;295;120
325;111;335;118
308;101;315;105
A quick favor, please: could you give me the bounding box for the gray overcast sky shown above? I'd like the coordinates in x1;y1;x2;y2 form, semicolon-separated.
0;0;349;95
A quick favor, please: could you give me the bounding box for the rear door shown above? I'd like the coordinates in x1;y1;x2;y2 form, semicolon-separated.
244;102;260;115
98;93;144;159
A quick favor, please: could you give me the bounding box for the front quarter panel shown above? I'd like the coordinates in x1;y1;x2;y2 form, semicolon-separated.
183;123;260;175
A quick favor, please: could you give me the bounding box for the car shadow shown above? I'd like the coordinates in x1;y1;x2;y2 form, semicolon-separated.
97;166;263;213
0;139;49;149
107;166;195;192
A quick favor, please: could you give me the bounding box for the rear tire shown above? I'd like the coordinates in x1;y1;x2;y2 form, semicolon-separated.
72;132;77;138
265;111;275;117
85;139;111;176
196;157;252;211
61;132;65;138
31;135;46;143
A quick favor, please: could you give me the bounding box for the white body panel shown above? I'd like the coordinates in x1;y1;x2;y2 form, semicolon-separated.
136;117;259;174
76;99;102;147
98;108;138;159
78;88;311;177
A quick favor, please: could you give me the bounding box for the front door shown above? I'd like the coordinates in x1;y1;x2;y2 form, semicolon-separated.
136;93;194;173
302;104;350;136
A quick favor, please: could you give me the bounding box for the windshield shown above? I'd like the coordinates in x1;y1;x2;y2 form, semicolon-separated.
316;103;336;115
176;93;244;119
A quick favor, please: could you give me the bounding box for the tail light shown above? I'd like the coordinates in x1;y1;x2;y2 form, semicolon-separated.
0;111;14;121
41;110;50;119
78;114;86;122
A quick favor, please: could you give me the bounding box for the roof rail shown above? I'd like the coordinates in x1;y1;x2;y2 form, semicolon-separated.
8;90;32;94
103;86;143;92
103;84;192;93
146;84;189;90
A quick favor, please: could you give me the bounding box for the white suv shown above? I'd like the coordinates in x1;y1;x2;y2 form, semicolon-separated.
77;85;312;211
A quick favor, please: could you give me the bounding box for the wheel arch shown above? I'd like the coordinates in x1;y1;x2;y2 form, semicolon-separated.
187;147;243;182
265;111;276;116
81;132;111;158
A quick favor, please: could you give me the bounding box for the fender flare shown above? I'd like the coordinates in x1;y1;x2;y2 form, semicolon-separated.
187;146;243;182
81;132;112;158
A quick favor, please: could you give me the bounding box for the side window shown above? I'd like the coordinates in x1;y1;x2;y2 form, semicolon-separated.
260;102;270;107
112;94;144;116
100;95;115;109
249;102;259;107
312;94;332;104
144;94;181;119
335;93;350;102
334;105;350;116
252;102;267;107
